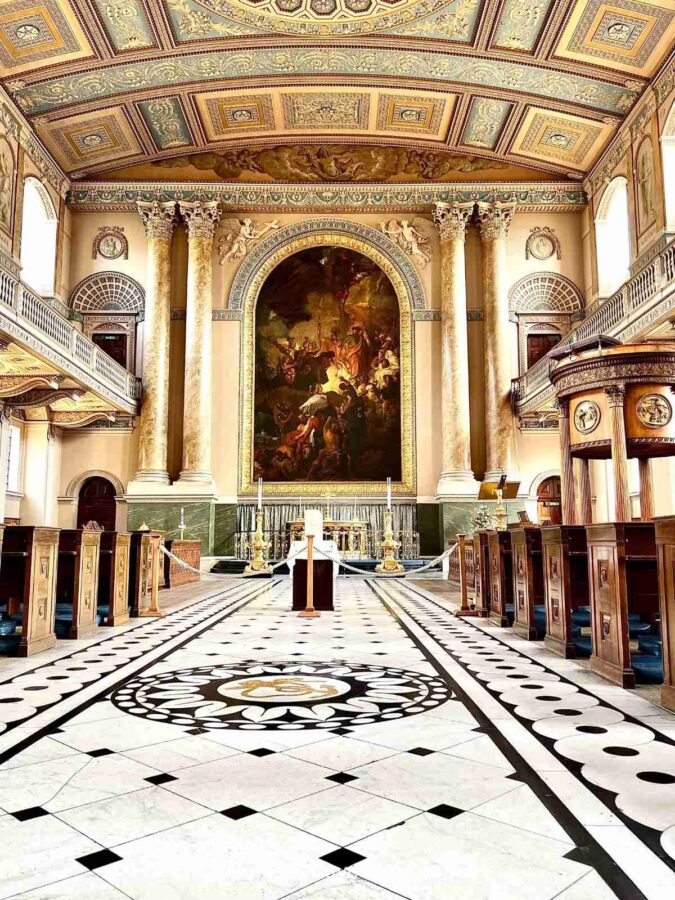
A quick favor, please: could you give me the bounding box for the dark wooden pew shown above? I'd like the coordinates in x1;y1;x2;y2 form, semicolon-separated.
510;525;545;640
472;530;491;617
542;525;589;658
488;530;514;627
98;531;131;626
55;529;102;639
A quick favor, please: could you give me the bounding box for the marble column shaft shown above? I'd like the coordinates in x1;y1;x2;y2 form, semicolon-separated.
178;201;221;483
639;457;654;521
135;201;176;483
477;202;516;479
575;456;592;524
606;386;632;522
557;398;576;525
433;202;475;494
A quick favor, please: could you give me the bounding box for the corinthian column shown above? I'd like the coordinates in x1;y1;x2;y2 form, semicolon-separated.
476;201;516;481
606;385;632;521
432;201;476;497
134;201;177;484
178;201;221;486
556;398;576;525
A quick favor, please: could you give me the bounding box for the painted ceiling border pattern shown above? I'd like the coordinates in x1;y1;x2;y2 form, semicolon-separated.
8;48;642;118
66;181;587;211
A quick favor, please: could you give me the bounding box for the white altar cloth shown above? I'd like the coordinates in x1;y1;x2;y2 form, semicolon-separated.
288;539;339;580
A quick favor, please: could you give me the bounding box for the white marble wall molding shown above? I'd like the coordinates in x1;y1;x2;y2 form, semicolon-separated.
0;579;282;763
376;580;675;893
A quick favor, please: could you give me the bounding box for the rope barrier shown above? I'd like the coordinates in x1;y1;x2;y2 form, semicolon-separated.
161;540;456;581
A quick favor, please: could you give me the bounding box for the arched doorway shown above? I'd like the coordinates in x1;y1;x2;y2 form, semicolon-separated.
537;476;561;525
76;476;117;531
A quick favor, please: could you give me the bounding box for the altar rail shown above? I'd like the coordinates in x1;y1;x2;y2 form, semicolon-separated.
234;529;420;562
0;255;140;413
512;237;675;416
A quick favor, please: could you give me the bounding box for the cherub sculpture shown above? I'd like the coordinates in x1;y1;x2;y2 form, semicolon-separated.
380;218;430;267
218;218;280;264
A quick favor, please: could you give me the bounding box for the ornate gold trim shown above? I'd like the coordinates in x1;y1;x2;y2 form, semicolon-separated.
238;230;416;499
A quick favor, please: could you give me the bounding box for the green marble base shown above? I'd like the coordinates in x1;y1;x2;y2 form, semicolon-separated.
439;500;527;547
126;502;215;555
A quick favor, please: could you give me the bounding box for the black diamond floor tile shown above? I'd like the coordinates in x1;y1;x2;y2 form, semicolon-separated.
427;804;463;820
86;748;114;758
408;747;435;756
320;848;366;869
248;748;276;757
76;849;123;870
326;772;358;784
221;805;258;820
11;806;49;821
145;773;178;785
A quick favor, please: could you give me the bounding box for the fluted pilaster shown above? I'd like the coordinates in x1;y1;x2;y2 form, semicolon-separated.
178;200;221;486
575;456;592;524
639;457;654;521
433;201;476;497
606;385;632;521
477;201;516;480
134;200;177;483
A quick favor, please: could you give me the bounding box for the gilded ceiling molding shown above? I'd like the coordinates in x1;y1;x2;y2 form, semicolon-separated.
9;49;640;118
68;182;587;212
0;88;66;195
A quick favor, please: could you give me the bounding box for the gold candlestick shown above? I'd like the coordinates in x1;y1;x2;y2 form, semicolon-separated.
244;510;272;575
376;509;405;575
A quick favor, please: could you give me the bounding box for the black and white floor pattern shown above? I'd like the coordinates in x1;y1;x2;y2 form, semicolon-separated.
0;577;674;899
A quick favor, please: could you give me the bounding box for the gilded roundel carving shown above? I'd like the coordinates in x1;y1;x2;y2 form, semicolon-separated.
574;400;600;435
636;393;672;429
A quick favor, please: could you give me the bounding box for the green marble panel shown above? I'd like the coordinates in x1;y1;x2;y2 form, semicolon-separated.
439;500;527;545
417;504;442;557
213;504;238;557
126;502;214;554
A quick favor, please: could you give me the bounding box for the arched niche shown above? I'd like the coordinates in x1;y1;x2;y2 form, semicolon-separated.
662;100;675;232
235;223;417;498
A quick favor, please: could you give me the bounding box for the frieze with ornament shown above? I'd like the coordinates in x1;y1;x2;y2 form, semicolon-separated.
9;49;641;117
381;0;481;41
552;359;675;398
91;0;155;51
67;182;587;212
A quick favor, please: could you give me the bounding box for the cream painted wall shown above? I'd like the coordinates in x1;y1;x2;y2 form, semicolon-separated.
22;423;61;527
57;429;139;499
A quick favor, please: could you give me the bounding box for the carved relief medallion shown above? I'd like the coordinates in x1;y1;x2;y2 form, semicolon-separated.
636;393;672;428
93;226;128;261
573;400;600;435
525;227;560;261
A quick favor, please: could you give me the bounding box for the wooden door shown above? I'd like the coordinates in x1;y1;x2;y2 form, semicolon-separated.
77;476;117;532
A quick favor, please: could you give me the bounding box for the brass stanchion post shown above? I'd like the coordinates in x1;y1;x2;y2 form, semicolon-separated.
299;533;320;618
141;534;165;617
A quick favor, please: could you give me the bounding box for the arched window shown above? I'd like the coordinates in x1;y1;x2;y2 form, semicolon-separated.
20;177;57;297
662;102;675;232
595;177;630;298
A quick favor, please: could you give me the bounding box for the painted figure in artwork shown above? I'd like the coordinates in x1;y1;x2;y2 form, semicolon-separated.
637;139;655;230
253;246;402;482
0;141;13;231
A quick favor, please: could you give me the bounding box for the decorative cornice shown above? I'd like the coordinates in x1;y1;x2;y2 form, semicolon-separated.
476;201;516;240
137;200;177;240
0;87;66;196
432;201;474;241
68;183;586;212
179;200;221;240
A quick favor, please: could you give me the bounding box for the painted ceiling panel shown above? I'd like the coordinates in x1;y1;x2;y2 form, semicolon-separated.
0;0;671;178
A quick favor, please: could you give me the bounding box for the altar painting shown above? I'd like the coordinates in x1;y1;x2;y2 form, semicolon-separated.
253;246;402;482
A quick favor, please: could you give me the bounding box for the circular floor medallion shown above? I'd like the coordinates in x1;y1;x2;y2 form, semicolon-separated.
111;661;451;730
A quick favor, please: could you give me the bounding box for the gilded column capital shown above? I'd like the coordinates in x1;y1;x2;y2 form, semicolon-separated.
432;201;474;242
137;200;177;240
179;200;222;240
554;396;570;417
476;201;516;241
605;384;626;408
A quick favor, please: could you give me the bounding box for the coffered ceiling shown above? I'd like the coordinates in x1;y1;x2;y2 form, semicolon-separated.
0;0;673;181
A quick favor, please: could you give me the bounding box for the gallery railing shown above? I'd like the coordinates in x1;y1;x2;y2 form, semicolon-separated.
0;253;140;413
234;528;421;562
512;237;675;416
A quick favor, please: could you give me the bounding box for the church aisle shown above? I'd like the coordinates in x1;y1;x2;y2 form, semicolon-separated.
0;579;672;899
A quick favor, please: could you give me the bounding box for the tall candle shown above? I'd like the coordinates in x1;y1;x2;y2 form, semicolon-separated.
387;476;392;511
257;477;262;511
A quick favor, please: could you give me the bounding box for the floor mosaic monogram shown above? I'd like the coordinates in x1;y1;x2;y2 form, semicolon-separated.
112;661;451;730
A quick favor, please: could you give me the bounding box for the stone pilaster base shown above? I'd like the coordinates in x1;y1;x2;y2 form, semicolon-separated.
436;470;479;500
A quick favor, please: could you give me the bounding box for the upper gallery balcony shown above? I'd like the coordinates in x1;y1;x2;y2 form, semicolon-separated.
512;238;675;419
0;253;140;421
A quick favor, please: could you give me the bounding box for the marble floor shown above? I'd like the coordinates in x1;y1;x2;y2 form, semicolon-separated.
1;577;675;899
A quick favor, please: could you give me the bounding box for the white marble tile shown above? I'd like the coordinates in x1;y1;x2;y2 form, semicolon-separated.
5;872;131;899
552;870;621;900
285;736;400;771
268;784;417;845
471;783;573;844
0;737;81;772
440;734;513;770
44;755;162;813
284;870;409;899
101;813;336;900
344;716;477;752
56;785;211;846
0;815;99;900
0;755;88;813
54;716;187;753
350;751;519;811
349;813;588;900
164;752;334;811
123;736;239;771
